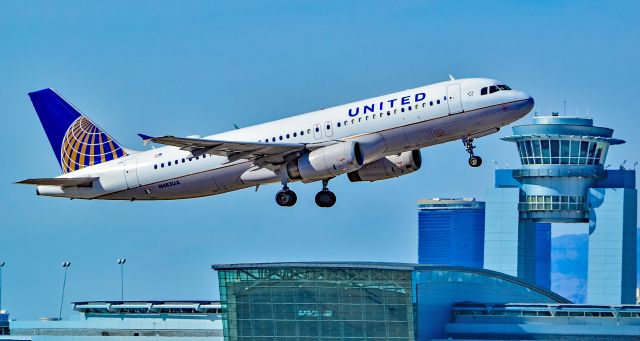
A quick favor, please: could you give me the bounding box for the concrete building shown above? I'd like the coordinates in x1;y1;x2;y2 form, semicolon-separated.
484;114;637;304
417;198;485;267
0;301;223;341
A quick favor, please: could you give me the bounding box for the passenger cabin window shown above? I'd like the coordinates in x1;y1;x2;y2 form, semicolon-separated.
481;87;488;95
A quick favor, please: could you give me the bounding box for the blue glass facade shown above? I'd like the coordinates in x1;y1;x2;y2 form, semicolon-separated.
0;313;8;336
417;199;485;268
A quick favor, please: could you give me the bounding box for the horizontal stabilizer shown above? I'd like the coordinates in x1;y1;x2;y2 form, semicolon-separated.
16;177;98;187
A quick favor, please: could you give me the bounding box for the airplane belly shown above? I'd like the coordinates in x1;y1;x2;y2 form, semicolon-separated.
103;162;253;200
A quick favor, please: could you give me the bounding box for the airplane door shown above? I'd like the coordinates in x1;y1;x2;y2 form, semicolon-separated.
446;84;463;114
324;121;334;137
124;158;140;189
313;123;322;140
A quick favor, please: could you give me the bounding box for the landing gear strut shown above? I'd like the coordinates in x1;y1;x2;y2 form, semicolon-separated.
315;179;336;208
463;137;482;167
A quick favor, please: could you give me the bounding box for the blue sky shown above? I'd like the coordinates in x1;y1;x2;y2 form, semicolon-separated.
1;1;638;319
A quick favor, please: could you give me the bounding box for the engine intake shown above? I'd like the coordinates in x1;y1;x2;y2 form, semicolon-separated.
347;149;422;182
287;141;364;181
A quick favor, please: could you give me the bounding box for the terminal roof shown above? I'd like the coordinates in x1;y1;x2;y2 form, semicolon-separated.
212;262;416;271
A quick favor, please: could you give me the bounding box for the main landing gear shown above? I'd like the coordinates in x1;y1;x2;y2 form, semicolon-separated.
275;185;297;207
463;137;483;168
315;179;336;208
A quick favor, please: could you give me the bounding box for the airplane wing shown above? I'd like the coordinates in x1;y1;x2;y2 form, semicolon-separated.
16;177;98;187
138;134;307;165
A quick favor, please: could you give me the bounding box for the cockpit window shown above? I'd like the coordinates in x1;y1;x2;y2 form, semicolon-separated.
497;84;511;90
481;87;488;95
489;85;499;94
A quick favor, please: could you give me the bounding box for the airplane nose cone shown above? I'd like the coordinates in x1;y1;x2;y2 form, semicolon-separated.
524;95;534;112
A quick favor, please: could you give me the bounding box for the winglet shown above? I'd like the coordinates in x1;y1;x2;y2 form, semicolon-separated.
137;133;155;146
449;74;456;81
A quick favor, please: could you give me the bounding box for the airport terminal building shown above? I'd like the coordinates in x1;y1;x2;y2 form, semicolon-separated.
212;262;593;340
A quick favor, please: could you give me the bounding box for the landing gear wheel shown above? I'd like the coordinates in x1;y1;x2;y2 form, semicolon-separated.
315;179;336;208
468;156;483;168
463;137;482;168
315;190;336;208
275;189;297;207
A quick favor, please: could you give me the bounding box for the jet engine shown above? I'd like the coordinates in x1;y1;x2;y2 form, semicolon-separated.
287;141;364;181
347;149;422;182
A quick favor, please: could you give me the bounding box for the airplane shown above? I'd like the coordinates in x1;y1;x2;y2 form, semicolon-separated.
17;77;534;207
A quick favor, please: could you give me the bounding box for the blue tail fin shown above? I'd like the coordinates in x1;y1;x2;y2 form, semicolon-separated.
28;88;128;173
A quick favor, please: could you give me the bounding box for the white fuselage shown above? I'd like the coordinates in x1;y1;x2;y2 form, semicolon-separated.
37;78;534;200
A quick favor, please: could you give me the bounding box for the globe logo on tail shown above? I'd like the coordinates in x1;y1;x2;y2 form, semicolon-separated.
60;117;127;173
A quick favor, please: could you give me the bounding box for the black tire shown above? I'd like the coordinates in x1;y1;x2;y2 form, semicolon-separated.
468;156;483;168
287;190;297;206
315;190;336;208
275;189;297;207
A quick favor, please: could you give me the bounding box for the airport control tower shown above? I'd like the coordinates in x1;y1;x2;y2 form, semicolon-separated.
484;114;637;304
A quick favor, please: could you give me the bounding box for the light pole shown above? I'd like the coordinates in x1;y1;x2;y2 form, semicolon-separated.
59;262;71;320
117;258;126;301
0;261;5;312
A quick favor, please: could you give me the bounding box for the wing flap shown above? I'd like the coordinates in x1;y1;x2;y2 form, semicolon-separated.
16;177;98;187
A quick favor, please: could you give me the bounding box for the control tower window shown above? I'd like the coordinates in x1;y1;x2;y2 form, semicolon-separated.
570;141;580;164
532;140;542;164
579;141;589;164
550;140;559;164
489;86;499;94
540;140;550;164
560;140;570;164
520;138;609;165
588;142;597;164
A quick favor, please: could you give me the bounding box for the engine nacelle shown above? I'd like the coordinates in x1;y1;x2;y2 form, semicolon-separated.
347;149;422;182
287;141;364;181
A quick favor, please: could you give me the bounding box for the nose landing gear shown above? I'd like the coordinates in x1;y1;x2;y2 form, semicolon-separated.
463;137;482;167
315;179;336;208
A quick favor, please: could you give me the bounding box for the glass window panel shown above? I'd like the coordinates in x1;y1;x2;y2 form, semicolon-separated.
540;140;550;164
560;140;570;164
570;140;580;163
570;140;580;157
595;145;603;164
588;142;597;158
517;141;525;158
532;139;541;157
579;141;589;164
550;140;560;157
532;140;542;163
525;140;533;160
600;144;609;164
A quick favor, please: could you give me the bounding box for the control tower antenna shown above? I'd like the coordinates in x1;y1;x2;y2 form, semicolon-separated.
563;100;566;116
